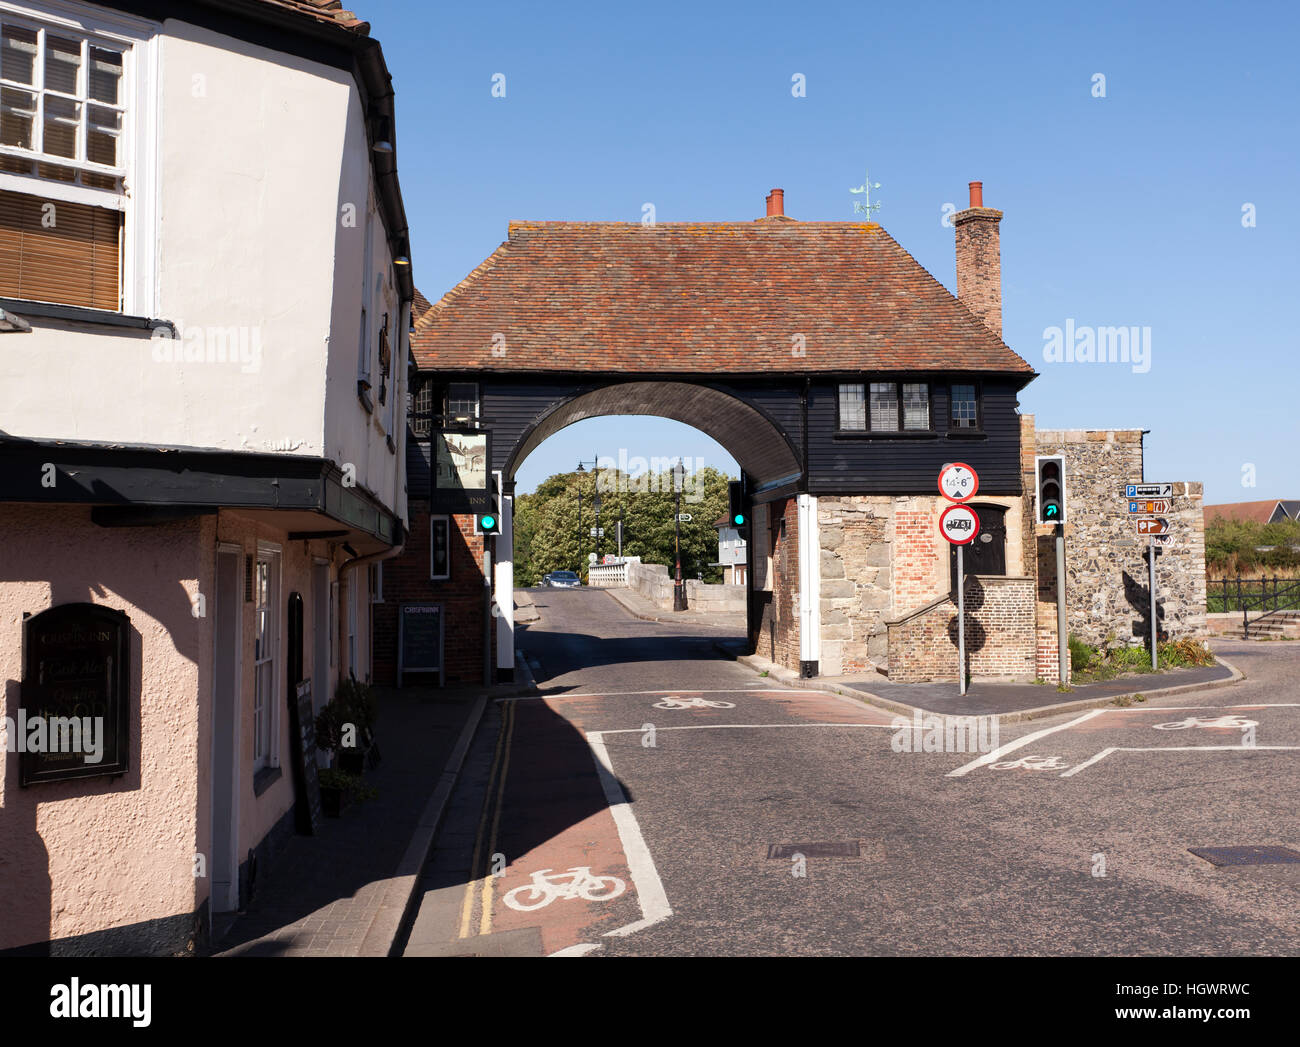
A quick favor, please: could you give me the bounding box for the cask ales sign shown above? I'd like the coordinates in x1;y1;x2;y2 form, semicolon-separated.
18;603;130;786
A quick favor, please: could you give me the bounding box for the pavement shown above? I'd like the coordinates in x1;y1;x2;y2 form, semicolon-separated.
399;590;1298;957
209;669;534;958
718;640;1242;723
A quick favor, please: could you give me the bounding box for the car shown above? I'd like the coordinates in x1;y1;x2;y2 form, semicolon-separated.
542;571;582;588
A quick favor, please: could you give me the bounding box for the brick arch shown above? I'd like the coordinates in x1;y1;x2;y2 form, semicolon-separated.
504;380;801;490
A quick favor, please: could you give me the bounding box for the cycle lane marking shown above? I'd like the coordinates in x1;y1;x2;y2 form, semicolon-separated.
1060;744;1300;778
946;708;1105;778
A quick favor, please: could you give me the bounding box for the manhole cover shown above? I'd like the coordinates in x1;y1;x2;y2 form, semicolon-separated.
1188;845;1300;867
767;841;861;860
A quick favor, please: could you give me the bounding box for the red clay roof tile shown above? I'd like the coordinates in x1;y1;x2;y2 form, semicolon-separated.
412;220;1035;375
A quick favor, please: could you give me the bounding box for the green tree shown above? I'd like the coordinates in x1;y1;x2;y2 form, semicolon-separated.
514;465;735;585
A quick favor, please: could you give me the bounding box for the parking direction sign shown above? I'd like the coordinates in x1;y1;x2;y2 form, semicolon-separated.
1135;517;1171;536
1128;499;1171;514
1125;483;1173;498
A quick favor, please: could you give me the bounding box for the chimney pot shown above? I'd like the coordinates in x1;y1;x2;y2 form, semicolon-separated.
953;181;1002;338
766;188;784;217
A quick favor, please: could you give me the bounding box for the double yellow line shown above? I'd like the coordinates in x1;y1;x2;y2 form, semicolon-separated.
458;699;516;938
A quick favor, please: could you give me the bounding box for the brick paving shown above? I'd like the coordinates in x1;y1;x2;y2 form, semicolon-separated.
209;681;515;958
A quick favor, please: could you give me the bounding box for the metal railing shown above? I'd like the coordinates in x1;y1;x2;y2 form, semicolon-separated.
1207;577;1300;637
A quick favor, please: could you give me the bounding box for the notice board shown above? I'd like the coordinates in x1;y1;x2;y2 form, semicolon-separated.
398;603;444;687
288;678;321;833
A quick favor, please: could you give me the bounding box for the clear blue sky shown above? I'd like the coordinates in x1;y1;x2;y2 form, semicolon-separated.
366;0;1299;503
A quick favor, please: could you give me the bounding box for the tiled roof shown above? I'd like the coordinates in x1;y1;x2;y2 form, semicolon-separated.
1204;500;1285;524
257;0;370;34
411;288;434;324
412;220;1035;376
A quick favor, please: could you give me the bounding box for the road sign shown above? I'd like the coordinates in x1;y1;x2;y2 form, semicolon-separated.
1126;483;1173;498
939;504;980;544
1135;517;1171;536
938;462;979;502
1151;533;1174;547
589;527;605;536
1128;499;1171;514
676;513;692;522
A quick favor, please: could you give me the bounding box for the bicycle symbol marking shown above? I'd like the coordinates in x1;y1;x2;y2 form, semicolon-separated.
990;754;1071;771
1152;715;1258;731
652;695;736;710
502;867;627;912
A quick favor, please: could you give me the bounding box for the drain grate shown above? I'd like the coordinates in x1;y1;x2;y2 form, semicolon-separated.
767;841;861;860
1188;845;1300;867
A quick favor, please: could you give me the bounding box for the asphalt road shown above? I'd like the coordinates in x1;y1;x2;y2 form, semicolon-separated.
406;589;1300;957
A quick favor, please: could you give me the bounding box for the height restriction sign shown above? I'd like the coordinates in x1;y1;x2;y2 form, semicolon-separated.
938;462;979;502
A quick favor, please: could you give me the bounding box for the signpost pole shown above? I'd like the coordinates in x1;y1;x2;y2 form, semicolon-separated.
1056;523;1068;686
1149;537;1158;670
957;543;966;696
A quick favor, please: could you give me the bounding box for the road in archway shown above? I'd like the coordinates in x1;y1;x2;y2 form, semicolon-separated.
405;589;1300;957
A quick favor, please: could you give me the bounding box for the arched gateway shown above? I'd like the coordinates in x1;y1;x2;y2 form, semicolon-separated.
377;185;1057;687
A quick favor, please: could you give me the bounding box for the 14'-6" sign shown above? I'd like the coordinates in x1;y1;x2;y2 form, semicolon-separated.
938;462;979;502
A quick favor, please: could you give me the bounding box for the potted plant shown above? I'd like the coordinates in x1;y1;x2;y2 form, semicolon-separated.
318;768;377;817
315;674;379;774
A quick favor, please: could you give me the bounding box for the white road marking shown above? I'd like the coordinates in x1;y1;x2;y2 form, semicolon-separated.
550;943;602;957
499;688;811;702
585;731;673;939
1060;744;1300;777
946;709;1105;778
596;722;896;735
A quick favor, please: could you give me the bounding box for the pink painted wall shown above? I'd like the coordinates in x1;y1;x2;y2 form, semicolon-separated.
0;505;210;952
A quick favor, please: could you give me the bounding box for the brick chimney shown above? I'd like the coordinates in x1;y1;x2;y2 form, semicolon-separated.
952;180;1003;337
765;188;784;217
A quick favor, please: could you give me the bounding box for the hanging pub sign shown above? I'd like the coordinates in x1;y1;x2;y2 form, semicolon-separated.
432;430;491;513
16;603;131;786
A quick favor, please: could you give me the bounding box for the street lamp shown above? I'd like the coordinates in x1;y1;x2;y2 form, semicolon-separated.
672;460;688;611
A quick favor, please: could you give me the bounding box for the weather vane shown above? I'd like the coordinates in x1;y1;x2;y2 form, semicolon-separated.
849;168;881;220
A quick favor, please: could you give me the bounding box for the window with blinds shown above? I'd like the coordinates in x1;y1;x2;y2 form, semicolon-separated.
0;187;121;309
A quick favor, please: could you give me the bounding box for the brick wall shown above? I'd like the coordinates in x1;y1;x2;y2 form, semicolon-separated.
374;509;494;686
886;576;1037;682
755;497;800;671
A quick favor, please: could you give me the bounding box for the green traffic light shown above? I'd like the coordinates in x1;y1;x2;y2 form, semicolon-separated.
1045;505;1059;518
734;513;745;526
481;514;496;529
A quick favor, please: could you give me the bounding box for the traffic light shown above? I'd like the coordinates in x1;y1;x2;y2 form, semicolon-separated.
475;474;502;536
1035;455;1067;525
728;480;750;542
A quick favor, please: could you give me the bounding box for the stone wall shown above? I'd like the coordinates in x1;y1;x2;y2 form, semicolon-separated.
886;576;1037;682
1033;428;1206;645
624;561;745;617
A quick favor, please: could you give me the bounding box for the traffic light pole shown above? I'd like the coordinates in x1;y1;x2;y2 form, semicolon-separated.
1056;522;1068;686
